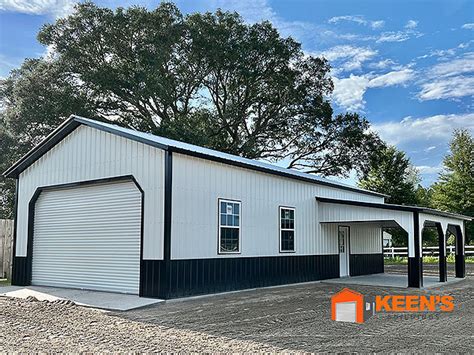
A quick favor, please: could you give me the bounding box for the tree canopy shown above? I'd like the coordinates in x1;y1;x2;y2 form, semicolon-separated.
358;145;419;205
0;2;383;218
431;129;474;243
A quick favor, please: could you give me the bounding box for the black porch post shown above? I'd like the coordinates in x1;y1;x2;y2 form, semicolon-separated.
436;223;447;282
408;211;423;288
455;224;465;278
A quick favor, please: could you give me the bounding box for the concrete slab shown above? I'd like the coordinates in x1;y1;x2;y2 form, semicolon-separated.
323;273;463;289
0;285;163;311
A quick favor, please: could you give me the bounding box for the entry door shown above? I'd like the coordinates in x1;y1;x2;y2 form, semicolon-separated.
338;226;350;277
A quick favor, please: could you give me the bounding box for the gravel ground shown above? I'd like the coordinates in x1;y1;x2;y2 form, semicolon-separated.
116;276;474;353
1;264;473;353
0;297;285;352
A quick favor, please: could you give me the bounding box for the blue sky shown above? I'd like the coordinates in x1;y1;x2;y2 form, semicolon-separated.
0;0;473;187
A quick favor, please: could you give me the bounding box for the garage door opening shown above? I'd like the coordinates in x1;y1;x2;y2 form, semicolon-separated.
31;179;142;294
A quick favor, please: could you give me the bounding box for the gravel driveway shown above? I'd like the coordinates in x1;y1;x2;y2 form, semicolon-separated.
1;265;473;352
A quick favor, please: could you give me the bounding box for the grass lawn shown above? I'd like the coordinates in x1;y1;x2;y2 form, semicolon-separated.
0;279;11;286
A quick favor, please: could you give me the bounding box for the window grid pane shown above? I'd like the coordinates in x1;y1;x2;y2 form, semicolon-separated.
280;208;295;251
220;227;239;252
219;200;241;253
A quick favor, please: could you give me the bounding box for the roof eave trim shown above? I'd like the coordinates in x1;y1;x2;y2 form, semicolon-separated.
316;197;472;221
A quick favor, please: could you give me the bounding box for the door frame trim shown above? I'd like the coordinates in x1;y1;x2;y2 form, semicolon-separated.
338;225;351;277
25;175;144;294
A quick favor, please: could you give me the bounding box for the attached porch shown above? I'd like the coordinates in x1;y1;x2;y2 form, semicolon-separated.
317;197;471;288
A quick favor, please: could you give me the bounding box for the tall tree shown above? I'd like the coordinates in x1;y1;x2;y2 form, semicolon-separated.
358;145;419;205
358;145;428;247
431;129;474;243
1;2;383;217
0;59;95;218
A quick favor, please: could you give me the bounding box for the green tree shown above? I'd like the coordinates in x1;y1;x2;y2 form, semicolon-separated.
358;145;419;205
0;59;95;218
431;129;474;243
1;2;383;218
357;145;440;247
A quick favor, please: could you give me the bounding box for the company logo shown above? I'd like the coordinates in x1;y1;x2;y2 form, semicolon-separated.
331;287;454;323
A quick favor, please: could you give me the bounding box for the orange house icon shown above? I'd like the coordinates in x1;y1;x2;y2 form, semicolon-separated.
331;288;369;323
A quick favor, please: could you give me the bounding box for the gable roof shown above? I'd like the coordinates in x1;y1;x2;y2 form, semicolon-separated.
3;115;387;198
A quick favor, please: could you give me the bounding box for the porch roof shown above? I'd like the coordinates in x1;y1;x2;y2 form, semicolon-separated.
316;197;472;221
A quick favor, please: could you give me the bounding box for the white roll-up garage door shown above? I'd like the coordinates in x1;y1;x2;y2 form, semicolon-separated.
31;180;142;294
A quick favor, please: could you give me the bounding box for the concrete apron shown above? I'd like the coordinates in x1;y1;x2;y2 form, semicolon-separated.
0;285;164;311
323;273;464;289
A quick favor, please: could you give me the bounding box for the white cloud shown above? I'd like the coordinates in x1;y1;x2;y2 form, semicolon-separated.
377;31;411;43
462;23;474;30
318;45;377;71
370;20;385;29
372;113;474;145
328;15;384;30
368;68;414;87
369;59;397;69
332;75;371;110
328;15;367;25
0;0;76;18
424;146;437;152
332;69;415;110
416;165;443;175
405;20;418;29
418;52;474;101
419;76;474;100
429;52;474;76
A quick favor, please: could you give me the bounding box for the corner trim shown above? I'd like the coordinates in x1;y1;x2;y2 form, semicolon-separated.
161;151;173;298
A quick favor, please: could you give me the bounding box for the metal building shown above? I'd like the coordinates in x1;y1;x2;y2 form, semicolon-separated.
3;115;471;298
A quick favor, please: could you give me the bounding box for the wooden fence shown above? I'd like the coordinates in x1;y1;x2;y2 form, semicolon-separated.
0;219;14;280
384;245;474;258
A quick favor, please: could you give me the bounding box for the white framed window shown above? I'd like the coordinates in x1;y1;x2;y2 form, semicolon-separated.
280;206;295;252
218;199;241;253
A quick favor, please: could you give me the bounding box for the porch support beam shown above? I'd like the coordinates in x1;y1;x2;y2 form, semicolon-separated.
436;223;447;282
454;224;465;278
408;211;423;288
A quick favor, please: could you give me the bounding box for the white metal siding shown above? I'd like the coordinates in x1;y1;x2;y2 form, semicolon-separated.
16;125;165;259
31;181;141;294
171;153;385;259
350;224;382;254
319;202;415;255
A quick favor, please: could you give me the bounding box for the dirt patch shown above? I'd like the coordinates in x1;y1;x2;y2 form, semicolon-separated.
0;296;286;352
117;277;474;353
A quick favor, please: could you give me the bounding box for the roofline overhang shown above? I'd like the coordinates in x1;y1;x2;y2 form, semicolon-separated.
316;197;473;221
3;115;387;199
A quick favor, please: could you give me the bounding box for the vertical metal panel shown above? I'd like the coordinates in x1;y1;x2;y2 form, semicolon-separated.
349;224;382;254
16;126;165;260
166;255;339;298
349;254;384;276
31;181;141;294
172;153;384;260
